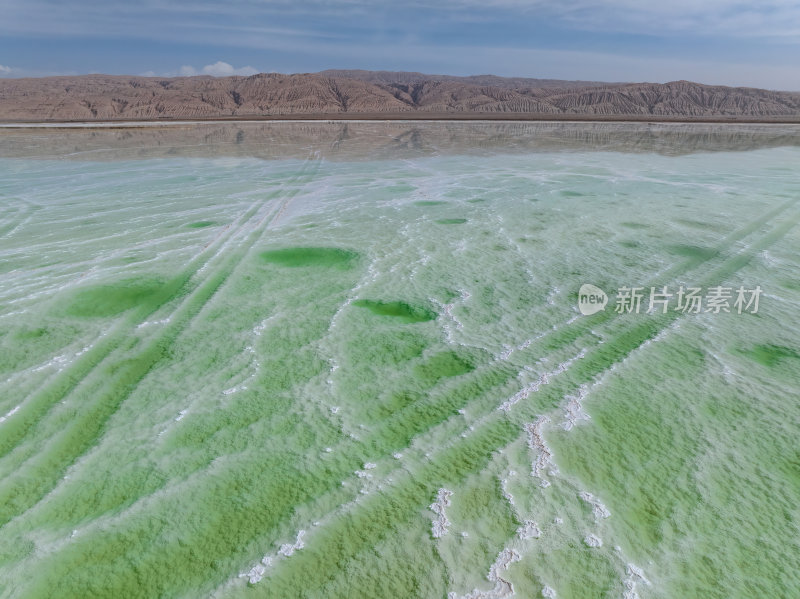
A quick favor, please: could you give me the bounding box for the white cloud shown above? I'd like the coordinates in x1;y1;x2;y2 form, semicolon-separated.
0;64;13;75
177;61;258;77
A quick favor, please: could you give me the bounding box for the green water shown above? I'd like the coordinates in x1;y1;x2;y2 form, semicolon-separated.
0;122;798;599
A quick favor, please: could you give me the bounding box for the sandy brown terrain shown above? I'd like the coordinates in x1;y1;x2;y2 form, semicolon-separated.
1;71;799;122
316;70;616;90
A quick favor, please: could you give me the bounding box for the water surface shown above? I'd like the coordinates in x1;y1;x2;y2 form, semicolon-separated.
0;122;799;598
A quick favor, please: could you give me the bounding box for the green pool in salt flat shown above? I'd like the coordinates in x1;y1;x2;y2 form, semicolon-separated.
0;122;799;599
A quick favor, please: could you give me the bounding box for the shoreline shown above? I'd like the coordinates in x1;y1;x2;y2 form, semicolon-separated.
3;113;800;128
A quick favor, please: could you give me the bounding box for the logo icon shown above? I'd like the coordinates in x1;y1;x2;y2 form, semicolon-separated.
578;284;607;315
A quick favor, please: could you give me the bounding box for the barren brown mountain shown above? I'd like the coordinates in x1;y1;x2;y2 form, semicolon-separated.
317;69;615;89
1;71;799;121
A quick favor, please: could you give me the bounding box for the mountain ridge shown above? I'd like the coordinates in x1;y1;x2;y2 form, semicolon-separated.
1;71;799;121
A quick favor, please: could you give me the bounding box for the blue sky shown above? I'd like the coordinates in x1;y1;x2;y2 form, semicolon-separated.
1;1;799;89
